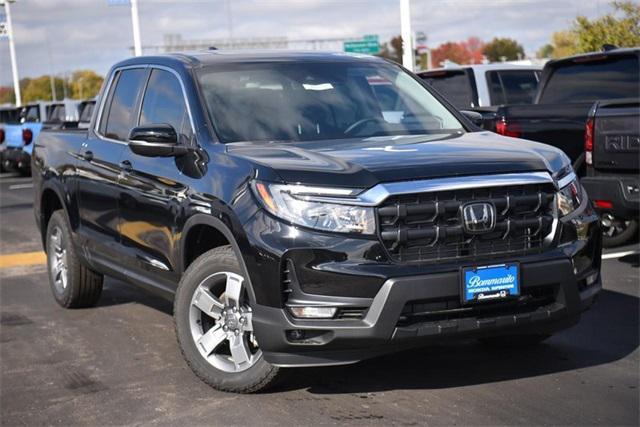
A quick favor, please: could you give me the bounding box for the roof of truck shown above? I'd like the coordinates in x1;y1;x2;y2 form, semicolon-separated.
545;47;640;68
418;63;542;76
116;50;388;69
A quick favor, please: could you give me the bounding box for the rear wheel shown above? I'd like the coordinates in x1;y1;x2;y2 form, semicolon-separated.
601;215;638;248
46;210;103;308
174;246;282;393
479;334;550;347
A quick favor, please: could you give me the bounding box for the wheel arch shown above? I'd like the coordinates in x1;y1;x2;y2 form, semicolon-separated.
180;214;257;304
39;184;74;252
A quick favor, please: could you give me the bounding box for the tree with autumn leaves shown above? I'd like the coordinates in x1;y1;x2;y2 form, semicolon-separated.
0;70;104;104
430;37;485;68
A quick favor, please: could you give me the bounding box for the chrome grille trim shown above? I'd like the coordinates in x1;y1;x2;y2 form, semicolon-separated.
295;172;556;207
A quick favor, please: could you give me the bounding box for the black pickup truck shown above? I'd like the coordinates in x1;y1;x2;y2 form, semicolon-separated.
492;48;640;173
32;51;602;393
582;98;639;247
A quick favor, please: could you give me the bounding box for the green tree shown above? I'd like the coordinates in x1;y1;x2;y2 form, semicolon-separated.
537;44;554;59
482;37;525;62
547;30;580;58
573;1;640;52
70;70;104;100
22;76;69;103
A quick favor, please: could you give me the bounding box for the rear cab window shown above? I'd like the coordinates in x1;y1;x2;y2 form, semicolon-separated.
539;54;640;104
486;70;540;105
419;69;477;109
0;108;20;124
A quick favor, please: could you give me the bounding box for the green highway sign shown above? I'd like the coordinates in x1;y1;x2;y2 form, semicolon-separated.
344;35;379;55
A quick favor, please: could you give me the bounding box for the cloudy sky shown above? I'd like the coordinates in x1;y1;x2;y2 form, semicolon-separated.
0;0;614;86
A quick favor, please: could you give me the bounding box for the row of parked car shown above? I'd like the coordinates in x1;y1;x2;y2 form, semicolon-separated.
0;98;95;175
419;46;639;247
1;47;638;248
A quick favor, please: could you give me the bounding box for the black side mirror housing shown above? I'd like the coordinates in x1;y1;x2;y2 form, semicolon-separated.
128;124;188;157
460;110;484;127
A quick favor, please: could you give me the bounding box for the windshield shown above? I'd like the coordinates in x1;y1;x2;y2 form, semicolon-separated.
197;60;464;143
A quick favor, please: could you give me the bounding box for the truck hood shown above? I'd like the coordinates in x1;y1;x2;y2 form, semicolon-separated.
226;131;569;188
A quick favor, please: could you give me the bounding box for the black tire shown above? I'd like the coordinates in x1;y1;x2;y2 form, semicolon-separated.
602;218;638;248
478;334;550;347
46;210;103;308
174;246;282;393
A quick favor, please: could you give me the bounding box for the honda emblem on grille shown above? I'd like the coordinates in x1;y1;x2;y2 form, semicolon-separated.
461;202;496;234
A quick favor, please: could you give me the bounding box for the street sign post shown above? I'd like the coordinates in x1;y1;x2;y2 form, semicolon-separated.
343;35;379;55
108;0;141;56
400;0;414;71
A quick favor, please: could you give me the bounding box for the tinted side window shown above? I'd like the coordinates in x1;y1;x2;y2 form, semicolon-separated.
80;102;94;122
487;71;505;105
24;106;40;123
103;69;147;141
139;69;191;141
48;105;66;122
540;56;640;104
487;70;539;105
421;71;475;109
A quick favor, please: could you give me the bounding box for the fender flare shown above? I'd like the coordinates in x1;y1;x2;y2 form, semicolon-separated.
180;214;258;304
38;182;74;248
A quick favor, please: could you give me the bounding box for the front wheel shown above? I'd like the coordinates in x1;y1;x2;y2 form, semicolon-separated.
601;215;638;248
174;246;282;393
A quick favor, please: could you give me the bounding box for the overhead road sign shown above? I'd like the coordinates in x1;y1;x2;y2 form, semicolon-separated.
344;35;379;55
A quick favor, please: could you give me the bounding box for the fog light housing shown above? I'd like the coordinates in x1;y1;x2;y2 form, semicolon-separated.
288;306;337;319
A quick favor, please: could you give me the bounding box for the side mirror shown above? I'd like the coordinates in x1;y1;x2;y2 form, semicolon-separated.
128;124;187;157
460;110;484;127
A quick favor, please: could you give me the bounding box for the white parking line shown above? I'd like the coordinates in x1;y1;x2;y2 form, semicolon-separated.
602;250;639;260
8;183;33;190
1;178;32;184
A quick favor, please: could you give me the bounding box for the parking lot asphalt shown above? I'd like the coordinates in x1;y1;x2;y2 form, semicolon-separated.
1;173;638;426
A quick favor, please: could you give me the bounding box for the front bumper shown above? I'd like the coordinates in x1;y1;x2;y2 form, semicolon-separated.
245;200;602;367
582;175;639;219
254;259;601;367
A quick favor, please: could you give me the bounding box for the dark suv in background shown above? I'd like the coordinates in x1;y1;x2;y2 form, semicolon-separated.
33;51;602;393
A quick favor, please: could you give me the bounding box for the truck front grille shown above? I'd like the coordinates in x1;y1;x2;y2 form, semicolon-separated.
377;183;556;264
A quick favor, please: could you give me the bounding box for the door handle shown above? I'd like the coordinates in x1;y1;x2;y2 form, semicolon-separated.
119;159;133;173
82;150;93;161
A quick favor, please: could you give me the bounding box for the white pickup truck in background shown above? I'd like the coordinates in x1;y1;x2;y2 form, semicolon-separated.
418;63;542;109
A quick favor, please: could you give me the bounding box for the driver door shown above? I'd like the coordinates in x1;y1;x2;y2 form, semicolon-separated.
116;68;195;292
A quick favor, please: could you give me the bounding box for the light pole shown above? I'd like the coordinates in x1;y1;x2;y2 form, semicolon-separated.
130;0;142;56
400;0;414;72
2;0;21;106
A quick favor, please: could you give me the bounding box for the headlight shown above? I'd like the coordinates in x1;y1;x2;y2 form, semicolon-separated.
556;178;583;217
252;181;376;234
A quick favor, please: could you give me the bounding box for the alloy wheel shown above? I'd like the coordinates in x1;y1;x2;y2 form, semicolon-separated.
48;226;68;294
601;213;631;238
188;272;261;373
